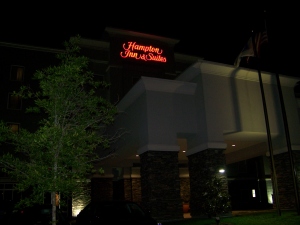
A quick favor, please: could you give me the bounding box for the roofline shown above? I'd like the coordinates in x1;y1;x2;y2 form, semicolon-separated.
105;27;180;45
0;41;64;54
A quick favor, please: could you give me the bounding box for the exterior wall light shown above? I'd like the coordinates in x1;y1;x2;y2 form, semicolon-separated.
219;169;225;173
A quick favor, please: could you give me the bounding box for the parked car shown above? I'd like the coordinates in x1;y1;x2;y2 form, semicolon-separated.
76;200;161;225
6;204;71;225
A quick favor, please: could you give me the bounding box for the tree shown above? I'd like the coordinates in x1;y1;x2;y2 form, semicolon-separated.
201;175;231;225
0;36;120;225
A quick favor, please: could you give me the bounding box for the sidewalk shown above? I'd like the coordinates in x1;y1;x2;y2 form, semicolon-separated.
232;209;276;216
183;209;276;218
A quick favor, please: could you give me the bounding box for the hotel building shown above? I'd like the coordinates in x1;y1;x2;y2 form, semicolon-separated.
1;27;300;221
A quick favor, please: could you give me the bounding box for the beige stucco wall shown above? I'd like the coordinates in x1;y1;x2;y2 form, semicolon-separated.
108;60;300;168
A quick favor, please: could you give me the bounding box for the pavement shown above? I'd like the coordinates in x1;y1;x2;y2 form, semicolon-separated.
183;209;277;218
231;209;277;216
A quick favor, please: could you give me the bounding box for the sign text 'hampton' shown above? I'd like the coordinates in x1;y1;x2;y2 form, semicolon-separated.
120;42;167;63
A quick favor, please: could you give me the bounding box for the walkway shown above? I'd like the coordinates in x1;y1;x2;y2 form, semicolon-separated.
183;209;276;218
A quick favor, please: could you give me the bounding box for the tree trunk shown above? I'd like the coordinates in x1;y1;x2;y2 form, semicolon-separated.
215;216;220;225
52;192;57;225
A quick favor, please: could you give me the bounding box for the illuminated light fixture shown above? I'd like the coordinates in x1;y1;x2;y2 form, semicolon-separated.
182;150;186;153
136;155;139;157
232;144;236;147
252;189;256;197
219;169;225;173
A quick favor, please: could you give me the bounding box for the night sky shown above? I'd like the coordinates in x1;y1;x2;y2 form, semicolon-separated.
1;5;299;78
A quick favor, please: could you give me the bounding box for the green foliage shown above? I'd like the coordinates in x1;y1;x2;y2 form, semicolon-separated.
200;175;231;218
0;35;119;211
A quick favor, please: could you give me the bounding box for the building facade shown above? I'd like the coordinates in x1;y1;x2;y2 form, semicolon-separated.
1;28;300;221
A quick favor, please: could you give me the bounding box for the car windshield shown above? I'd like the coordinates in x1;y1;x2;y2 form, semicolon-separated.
126;202;146;217
84;201;147;218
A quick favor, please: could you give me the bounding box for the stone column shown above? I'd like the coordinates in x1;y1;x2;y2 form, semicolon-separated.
273;151;300;209
187;148;228;217
139;151;183;221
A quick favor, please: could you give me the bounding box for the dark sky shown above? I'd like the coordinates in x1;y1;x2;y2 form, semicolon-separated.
1;5;299;78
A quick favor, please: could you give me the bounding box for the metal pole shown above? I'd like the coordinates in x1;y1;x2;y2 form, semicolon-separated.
263;10;300;215
251;31;281;216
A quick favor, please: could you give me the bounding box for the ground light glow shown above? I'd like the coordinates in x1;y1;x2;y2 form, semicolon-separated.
72;181;91;216
72;197;89;217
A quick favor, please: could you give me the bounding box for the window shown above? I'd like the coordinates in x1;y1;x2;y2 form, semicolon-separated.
10;65;25;81
7;123;20;133
0;168;9;178
0;183;18;201
7;93;22;110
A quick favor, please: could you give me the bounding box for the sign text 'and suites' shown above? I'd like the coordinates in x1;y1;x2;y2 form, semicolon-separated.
120;42;167;63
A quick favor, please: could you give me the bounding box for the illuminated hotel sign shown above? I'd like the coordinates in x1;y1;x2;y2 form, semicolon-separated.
120;42;167;63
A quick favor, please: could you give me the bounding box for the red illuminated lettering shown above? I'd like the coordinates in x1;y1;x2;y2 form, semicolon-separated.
120;41;167;63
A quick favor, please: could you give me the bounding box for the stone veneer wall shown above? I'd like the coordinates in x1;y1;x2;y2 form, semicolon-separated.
273;151;300;209
123;178;142;203
180;177;191;213
125;176;189;211
139;151;183;221
91;177;113;201
124;178;132;201
187;148;228;217
132;178;142;203
180;178;190;203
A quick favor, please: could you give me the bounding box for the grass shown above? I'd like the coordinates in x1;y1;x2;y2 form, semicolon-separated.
162;210;300;225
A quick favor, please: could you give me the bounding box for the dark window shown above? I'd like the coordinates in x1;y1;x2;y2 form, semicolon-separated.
7;123;20;133
0;183;17;201
0;168;9;178
7;93;22;110
10;65;25;81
